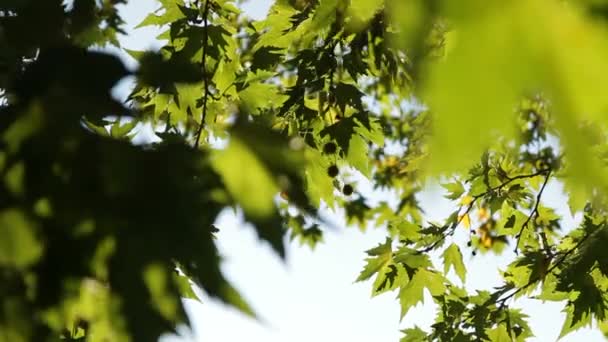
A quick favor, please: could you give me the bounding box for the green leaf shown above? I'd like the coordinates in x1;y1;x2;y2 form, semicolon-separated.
175;83;202;119
290;224;323;249
252;3;298;51
135;0;186;28
110;119;138;139
394;247;432;270
390;220;422;242
211;136;279;219
0;209;42;269
559;301;593;339
441;181;465;200
310;0;339;33
356;238;392;282
442;243;466;283
173;273;200;302
238;82;285;114
355;237;408;296
354;115;385;147
305;148;335;206
4;161;24;196
220;283;257;318
386;0;427;51
487;324;511;342
347;134;371;177
400;326;427;342
599;319;608;338
398;268;446;319
348;0;384;26
143;263;180;321
371;263;405;296
422;3;532;175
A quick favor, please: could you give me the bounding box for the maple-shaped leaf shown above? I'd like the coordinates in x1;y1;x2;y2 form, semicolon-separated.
251;46;283;71
505;309;534;341
347;134;371;177
356;238;406;295
320;116;360;154
442;243;466;283
559;300;594;339
559;273;607;338
320;112;384;154
333;82;365;113
398;268;447;319
238;82;286;115
356;238;392;283
486;324;511;342
371;263;405;295
136;0;186;28
251;2;298;51
394;247;432;273
442;181;465;200
502;251;547;296
400;326;427;342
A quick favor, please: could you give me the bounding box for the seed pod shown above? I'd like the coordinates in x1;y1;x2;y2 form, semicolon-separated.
327;165;339;178
323;142;337;154
342;184;354;196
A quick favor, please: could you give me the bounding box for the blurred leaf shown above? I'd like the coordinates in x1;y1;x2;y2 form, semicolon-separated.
348;0;384;27
138;52;203;88
143;263;180;321
442;181;465;200
211;136;279;219
0;209;42;268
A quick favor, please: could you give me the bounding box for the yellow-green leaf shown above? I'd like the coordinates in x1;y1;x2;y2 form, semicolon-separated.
211;137;278;218
442;243;466;283
0;209;42;269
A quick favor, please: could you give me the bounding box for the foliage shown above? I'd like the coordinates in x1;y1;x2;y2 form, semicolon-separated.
2;0;608;341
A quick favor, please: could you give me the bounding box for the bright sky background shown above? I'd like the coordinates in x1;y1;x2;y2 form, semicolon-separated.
112;1;605;341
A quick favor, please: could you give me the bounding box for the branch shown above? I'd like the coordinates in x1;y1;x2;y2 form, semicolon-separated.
193;0;211;148
514;170;551;253
490;168;551;194
418;192;483;254
497;226;596;306
417;168;551;254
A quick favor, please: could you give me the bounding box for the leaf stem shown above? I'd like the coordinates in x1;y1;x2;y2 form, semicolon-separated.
514;170;551;253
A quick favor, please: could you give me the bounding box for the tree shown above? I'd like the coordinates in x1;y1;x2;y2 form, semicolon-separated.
2;0;608;340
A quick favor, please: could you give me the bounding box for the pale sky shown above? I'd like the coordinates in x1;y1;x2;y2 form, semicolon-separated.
113;1;605;341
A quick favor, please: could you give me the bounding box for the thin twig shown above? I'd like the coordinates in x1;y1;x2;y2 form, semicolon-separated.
417;169;550;254
418;192;482;254
514;170;551;253
492;168;551;194
193;0;211;148
497;227;596;306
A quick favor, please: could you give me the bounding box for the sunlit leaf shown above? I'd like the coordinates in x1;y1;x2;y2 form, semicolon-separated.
211;136;278;219
442;243;466;283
